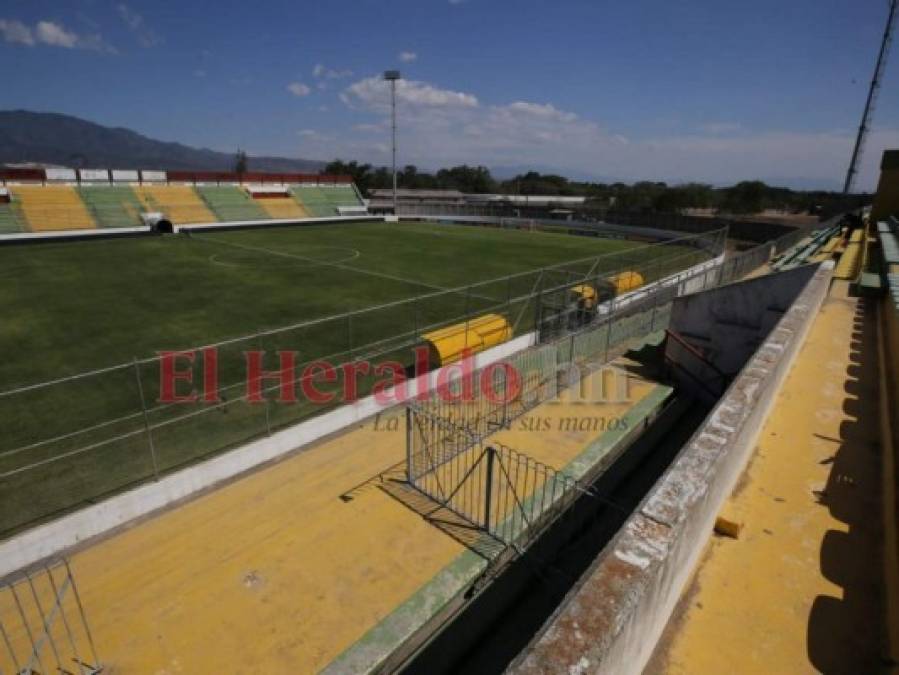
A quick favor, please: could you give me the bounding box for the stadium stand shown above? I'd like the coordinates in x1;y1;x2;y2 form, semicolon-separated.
11;185;96;231
258;196;310;219
834;227;865;279
196;185;267;222
0;195;27;233
78;185;144;228
135;185;216;224
872;150;899;221
290;185;363;217
879;218;899;273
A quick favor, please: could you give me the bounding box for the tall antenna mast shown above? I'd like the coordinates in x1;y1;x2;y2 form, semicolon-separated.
844;0;897;194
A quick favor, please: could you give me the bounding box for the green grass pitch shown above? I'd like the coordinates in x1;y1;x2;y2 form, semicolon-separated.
0;220;706;536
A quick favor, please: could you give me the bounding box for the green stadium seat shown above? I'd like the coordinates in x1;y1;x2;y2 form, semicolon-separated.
79;186;145;228
196;186;267;222
0;198;28;233
290;185;364;217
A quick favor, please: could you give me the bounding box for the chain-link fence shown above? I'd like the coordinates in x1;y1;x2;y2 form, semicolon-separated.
404;235;749;556
0;228;729;539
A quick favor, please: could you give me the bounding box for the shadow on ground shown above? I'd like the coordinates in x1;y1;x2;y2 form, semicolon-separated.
807;296;886;674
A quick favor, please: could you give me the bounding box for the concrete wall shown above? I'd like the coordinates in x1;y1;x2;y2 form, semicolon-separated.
510;262;833;675
665;264;818;399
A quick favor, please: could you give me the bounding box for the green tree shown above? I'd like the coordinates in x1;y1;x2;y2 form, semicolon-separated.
233;149;248;175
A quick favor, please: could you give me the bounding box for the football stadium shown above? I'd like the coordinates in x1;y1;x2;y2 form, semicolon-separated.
2;3;899;674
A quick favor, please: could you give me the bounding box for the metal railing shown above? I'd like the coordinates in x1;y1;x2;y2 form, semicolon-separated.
401;226;815;559
0;559;100;674
407;409;581;554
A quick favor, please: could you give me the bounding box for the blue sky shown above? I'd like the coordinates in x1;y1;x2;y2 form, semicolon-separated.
1;0;897;190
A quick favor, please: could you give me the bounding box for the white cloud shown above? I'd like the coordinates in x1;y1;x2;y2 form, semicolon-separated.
287;82;311;97
398;51;417;63
36;20;114;52
313;63;353;80
343;75;479;111
501;101;577;123
116;4;162;47
36;21;79;48
315;75;897;190
0;19;34;46
0;19;114;52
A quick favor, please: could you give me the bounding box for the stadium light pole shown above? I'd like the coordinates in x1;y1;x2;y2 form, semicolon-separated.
384;70;401;214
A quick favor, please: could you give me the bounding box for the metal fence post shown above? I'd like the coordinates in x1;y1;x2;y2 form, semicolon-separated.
484;445;496;531
464;286;471;351
133;358;160;480
604;298;615;364
650;255;662;332
258;336;272;436
346;313;353;362
406;406;414;483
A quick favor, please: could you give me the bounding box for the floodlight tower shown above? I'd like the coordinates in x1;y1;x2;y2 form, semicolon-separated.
384;70;401;213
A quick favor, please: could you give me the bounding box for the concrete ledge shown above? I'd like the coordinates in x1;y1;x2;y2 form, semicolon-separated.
0;225;153;245
175;214;382;233
510;262;834;675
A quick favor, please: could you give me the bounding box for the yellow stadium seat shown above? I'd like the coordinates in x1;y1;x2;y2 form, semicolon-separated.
12;185;97;231
135;185;216;224
258;197;309;219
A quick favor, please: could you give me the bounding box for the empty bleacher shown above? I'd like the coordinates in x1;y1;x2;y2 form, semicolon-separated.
135;185;216;224
79;185;144;228
290;185;363;217
196;185;266;222
0;198;28;233
834;228;865;280
12;185;97;231
257;196;309;220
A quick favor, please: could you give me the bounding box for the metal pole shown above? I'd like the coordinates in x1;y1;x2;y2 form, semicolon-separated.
133;358;159;480
384;70;400;213
391;78;397;212
406;407;414;483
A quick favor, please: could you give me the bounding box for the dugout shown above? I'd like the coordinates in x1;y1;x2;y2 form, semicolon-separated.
421;314;512;368
565;270;646;329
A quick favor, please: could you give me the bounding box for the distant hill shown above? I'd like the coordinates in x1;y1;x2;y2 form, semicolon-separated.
0;110;325;173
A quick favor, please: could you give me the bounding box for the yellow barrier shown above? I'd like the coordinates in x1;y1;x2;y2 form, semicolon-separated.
607;270;645;293
421;314;512;367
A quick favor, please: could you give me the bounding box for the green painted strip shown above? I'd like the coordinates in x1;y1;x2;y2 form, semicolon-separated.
323;383;672;674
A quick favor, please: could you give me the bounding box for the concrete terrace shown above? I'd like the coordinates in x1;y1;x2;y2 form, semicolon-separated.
1;361;670;674
649;280;888;673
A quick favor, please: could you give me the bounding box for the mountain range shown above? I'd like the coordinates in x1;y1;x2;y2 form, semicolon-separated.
0;110;325;173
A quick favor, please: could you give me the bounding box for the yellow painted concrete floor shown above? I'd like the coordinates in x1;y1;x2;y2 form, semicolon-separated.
3;363;661;674
649;282;886;675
